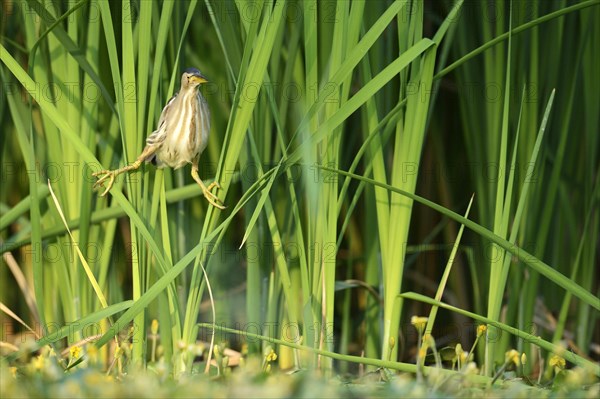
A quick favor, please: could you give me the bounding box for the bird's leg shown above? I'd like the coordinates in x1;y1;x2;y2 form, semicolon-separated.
191;157;225;209
93;146;156;196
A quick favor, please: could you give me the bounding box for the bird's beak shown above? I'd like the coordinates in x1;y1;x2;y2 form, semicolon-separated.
191;74;208;84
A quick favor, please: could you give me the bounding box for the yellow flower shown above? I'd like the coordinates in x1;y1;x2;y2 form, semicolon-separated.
455;344;467;364
411;316;428;334
476;325;487;337
521;353;527;365
151;319;159;335
505;349;520;366
549;354;565;370
33;355;45;371
70;345;81;360
262;347;278;372
266;349;278;362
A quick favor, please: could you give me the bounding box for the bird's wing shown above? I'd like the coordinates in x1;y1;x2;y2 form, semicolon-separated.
156;93;177;129
145;122;167;149
145;94;177;149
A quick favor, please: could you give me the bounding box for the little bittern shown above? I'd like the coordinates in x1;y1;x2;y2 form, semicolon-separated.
93;68;224;209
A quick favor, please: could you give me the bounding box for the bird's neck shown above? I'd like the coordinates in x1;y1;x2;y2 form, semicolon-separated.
179;88;199;99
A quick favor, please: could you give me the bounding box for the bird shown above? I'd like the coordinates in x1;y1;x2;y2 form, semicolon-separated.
93;68;224;209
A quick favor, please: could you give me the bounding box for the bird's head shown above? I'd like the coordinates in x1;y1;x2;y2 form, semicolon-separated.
182;68;208;89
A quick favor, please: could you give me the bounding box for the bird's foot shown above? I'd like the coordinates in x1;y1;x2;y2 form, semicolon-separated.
92;170;117;197
202;181;225;209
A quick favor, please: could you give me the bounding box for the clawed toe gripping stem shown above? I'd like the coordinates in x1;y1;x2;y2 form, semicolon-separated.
202;181;225;209
92;170;117;197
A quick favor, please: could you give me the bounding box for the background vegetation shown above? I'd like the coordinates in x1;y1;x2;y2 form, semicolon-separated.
1;0;598;394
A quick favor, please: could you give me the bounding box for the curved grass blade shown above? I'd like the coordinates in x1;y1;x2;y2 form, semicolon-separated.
400;292;600;376
435;0;600;81
47;180;108;309
315;165;599;311
424;195;474;334
25;0;116;114
0;45;171;274
6;300;133;361
196;322;496;384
